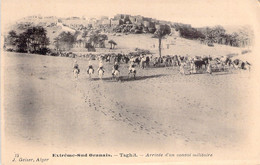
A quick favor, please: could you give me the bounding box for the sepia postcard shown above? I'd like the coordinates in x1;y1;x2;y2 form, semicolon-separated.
1;0;260;164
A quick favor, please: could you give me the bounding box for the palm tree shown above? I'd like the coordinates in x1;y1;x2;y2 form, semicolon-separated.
98;34;108;48
153;24;171;58
108;40;117;49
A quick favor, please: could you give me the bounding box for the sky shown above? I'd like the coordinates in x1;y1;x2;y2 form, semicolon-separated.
1;0;259;28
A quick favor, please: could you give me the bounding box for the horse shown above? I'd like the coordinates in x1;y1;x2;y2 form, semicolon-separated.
172;55;180;66
153;57;159;67
224;57;233;66
233;59;251;70
73;68;80;79
164;57;172;67
179;62;186;74
244;61;251;71
106;55;111;62
145;56;150;67
112;70;120;81
87;68;94;79
194;60;206;70
98;68;104;79
128;68;136;79
202;57;211;67
136;58;142;66
140;57;146;69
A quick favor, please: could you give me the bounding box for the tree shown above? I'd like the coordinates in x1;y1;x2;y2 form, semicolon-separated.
108;40;117;49
153;24;171;58
87;30;108;48
230;32;239;47
54;31;75;51
205;26;226;44
88;33;99;48
27;26;50;54
97;34;108;48
82;30;88;38
16;33;28;53
6;30;18;46
15;26;50;54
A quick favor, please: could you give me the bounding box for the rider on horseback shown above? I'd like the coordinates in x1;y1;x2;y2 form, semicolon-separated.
87;60;94;74
112;62;119;76
97;60;105;73
129;61;136;73
73;60;80;73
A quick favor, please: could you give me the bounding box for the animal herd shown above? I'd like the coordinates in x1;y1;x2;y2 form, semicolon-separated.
72;53;251;80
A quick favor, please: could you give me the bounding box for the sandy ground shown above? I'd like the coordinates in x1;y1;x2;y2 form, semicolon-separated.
2;52;259;164
71;33;246;58
107;34;245;57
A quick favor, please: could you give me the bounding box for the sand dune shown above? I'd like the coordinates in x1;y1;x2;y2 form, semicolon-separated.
2;52;256;163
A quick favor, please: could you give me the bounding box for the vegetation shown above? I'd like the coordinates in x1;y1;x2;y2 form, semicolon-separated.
175;25;252;47
153;24;171;58
87;30;108;48
108;40;117;49
5;26;50;54
4;15;252;57
6;30;18;46
54;31;75;51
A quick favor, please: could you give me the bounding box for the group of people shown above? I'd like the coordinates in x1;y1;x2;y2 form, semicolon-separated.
72;59;137;79
73;60;105;76
72;53;248;79
179;58;213;75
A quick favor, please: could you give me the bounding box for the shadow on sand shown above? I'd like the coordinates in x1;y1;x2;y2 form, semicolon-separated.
90;74;167;82
184;70;233;76
212;72;236;76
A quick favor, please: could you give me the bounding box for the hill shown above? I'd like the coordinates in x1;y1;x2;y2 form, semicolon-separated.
3;14;253;57
107;33;245;57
